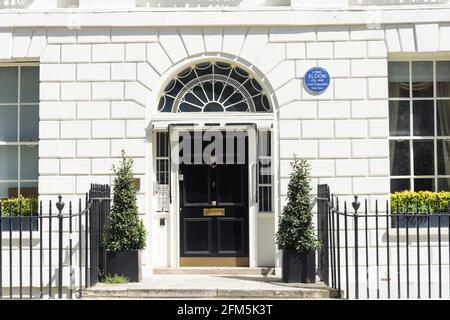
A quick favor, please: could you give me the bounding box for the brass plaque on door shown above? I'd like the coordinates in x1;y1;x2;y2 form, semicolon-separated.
203;208;225;217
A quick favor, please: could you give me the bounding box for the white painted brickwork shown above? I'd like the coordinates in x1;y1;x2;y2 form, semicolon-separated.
1;10;448;274
23;23;448;205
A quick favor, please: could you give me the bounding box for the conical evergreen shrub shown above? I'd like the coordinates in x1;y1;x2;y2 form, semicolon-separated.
103;150;147;252
276;157;320;253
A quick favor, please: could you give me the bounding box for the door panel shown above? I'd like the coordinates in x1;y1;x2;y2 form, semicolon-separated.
183;218;212;254
216;165;244;205
182;165;210;206
217;218;245;254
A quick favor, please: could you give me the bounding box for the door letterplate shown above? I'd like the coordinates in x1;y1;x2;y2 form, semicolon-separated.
203;208;225;217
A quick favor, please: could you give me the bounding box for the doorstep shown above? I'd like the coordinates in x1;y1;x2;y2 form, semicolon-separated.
152;267;276;276
82;274;339;299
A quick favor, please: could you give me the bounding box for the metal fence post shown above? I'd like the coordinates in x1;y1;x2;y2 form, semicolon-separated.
352;196;360;299
56;195;65;299
85;193;89;288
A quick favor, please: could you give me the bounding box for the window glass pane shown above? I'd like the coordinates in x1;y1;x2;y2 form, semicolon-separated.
436;61;450;98
437;100;450;136
258;131;271;157
0;67;18;103
438;178;450;192
389;140;410;175
159;62;270;113
0;182;19;199
389;100;410;136
20;66;39;103
437;140;450;175
19;181;38;198
258;186;272;212
20;104;39;141
414;178;435;192
412;61;433;97
156;159;169;185
413;100;434;136
156;132;168;157
259;159;272;184
413;140;434;176
20;145;38;180
390;179;411;193
388;62;409;98
0;105;18;141
0;145;18;180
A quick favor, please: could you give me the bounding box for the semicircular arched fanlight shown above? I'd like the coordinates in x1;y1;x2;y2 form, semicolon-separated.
158;61;272;113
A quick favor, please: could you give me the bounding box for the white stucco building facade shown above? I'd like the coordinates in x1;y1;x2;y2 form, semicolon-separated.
0;0;449;284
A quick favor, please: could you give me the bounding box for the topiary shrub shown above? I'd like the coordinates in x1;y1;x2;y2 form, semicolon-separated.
391;191;450;214
1;196;38;217
102;151;147;252
276;157;320;253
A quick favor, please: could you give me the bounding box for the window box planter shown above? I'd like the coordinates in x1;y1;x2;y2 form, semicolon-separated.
105;250;141;282
391;214;450;228
1;217;39;232
282;250;316;283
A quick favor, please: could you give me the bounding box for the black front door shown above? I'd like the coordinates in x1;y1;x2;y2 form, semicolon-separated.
179;131;249;266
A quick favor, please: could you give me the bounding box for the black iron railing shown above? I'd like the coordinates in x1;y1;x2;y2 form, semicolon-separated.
0;184;110;300
317;184;450;299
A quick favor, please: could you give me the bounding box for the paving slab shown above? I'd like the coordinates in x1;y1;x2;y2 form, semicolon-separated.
83;275;339;299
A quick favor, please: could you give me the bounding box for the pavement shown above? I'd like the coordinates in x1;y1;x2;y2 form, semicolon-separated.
83;274;340;299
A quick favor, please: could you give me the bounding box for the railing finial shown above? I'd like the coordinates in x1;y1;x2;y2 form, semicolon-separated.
56;195;65;214
352;195;360;214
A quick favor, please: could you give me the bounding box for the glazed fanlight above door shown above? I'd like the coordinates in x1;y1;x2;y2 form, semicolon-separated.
158;61;272;113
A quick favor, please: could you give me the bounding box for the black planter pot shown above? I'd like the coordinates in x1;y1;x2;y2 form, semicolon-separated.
1;217;39;231
105;250;141;282
282;250;316;283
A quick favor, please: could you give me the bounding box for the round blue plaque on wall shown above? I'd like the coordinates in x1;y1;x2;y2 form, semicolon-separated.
304;67;330;94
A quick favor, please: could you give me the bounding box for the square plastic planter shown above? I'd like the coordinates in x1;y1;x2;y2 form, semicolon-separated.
282;250;316;283
105;250;141;282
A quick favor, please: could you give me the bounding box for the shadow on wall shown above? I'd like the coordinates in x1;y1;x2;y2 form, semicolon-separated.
0;0;79;9
348;0;449;5
0;0;33;8
136;0;290;7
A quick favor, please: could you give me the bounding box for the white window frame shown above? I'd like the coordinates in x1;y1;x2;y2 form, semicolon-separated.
257;129;274;213
153;130;170;213
0;62;39;199
388;58;450;192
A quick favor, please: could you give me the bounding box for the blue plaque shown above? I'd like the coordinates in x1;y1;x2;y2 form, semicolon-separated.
304;67;330;94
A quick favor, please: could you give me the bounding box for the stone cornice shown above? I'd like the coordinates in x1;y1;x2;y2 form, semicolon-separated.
0;6;449;28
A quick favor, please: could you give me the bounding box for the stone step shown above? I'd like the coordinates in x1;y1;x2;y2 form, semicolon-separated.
152;267;276;276
82;275;339;299
83;287;339;299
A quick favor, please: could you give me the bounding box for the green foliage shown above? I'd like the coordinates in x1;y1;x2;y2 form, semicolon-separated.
276;157;320;253
102;150;147;252
1;196;38;217
391;191;450;214
102;274;129;284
